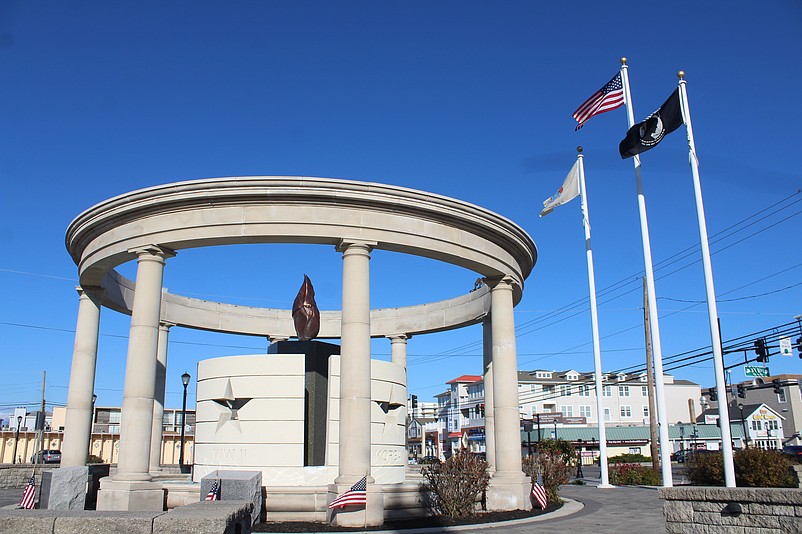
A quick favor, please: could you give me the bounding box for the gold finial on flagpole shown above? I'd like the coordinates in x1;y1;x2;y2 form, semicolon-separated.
577;146;583;153
620;57;627;65
678;70;685;80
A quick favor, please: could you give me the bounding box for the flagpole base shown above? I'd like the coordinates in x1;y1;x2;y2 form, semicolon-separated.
326;482;384;527
597;483;616;489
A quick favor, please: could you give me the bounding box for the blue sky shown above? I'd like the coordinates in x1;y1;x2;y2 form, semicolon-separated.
1;2;801;419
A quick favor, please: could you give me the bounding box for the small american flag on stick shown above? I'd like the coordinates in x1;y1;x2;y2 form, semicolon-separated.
328;476;367;509
19;473;36;509
205;479;221;501
531;472;548;510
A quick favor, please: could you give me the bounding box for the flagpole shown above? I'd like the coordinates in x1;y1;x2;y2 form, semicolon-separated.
619;57;673;487
576;146;613;488
677;71;736;487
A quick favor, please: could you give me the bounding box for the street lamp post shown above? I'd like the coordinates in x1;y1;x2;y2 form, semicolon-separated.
738;403;749;449
576;438;584;478
89;394;97;456
12;415;22;464
179;372;191;473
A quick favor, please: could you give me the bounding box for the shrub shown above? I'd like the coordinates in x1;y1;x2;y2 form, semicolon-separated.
608;453;651;464
421;450;490;518
609;462;661;486
734;448;795;488
86;454;105;464
686;449;796;487
686;451;724;486
521;439;576;504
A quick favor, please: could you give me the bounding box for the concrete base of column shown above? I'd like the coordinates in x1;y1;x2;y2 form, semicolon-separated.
486;472;532;512
95;477;164;511
326;483;384;527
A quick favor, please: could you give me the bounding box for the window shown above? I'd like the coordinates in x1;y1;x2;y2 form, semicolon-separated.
604;408;611;421
620;406;632;418
543;385;555;396
109;411;121;424
560;406;573;417
580;405;592;418
619;386;630;397
629;447;642;455
560;385;572;397
778;389;787;403
536;371;552;379
530;384;537;392
752;420;762;431
643;406;649;418
603;386;613;397
579;385;591;397
641;386;649;397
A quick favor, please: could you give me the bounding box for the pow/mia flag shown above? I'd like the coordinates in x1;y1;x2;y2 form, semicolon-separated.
619;88;683;159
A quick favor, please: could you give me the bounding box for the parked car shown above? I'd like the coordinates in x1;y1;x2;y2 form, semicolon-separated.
31;449;61;464
672;449;691;463
418;455;440;464
783;445;802;463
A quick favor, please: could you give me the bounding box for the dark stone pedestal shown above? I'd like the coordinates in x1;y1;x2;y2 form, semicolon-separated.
268;340;340;466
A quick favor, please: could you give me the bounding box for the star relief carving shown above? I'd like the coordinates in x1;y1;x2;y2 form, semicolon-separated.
375;401;404;439
211;378;251;433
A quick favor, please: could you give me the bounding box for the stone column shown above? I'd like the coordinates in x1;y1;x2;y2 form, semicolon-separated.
482;317;496;472
329;240;382;527
487;276;530;511
389;334;408;369
149;321;174;473
62;286;102;467
389;334;409;458
98;245;174;511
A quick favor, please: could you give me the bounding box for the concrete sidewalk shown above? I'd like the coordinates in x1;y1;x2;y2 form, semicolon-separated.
1;483;667;533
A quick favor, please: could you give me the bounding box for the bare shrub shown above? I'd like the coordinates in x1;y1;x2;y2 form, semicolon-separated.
421;450;490;518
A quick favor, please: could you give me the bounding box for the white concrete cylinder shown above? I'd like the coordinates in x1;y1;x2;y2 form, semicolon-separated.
482;317;496;472
62;287;102;467
336;240;374;484
115;246;173;481
150;321;172;472
489;277;523;477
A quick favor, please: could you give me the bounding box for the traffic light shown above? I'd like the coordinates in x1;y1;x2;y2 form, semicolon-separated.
797;337;802;358
755;338;768;362
736;384;746;398
480;403;485;417
772;379;783;394
411;394;418;408
708;387;717;401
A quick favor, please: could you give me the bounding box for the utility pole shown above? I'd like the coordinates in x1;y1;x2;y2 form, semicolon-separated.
643;278;660;471
34;371;46;463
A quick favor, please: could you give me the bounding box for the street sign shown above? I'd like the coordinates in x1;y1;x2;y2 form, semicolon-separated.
745;366;769;377
780;336;792;356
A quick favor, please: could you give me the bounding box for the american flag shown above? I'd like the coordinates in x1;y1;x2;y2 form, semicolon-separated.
19;474;36;509
328;476;367;509
205;479;221;501
531;473;548;510
572;72;625;130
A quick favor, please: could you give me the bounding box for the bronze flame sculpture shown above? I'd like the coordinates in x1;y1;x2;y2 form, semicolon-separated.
292;274;321;341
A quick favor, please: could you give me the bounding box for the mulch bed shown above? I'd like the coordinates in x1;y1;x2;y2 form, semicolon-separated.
253;502;562;532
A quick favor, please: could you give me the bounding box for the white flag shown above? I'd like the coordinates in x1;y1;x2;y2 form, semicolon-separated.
540;161;580;217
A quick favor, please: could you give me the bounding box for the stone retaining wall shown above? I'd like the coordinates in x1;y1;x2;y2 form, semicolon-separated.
0;500;253;533
659;487;802;533
0;464;50;489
